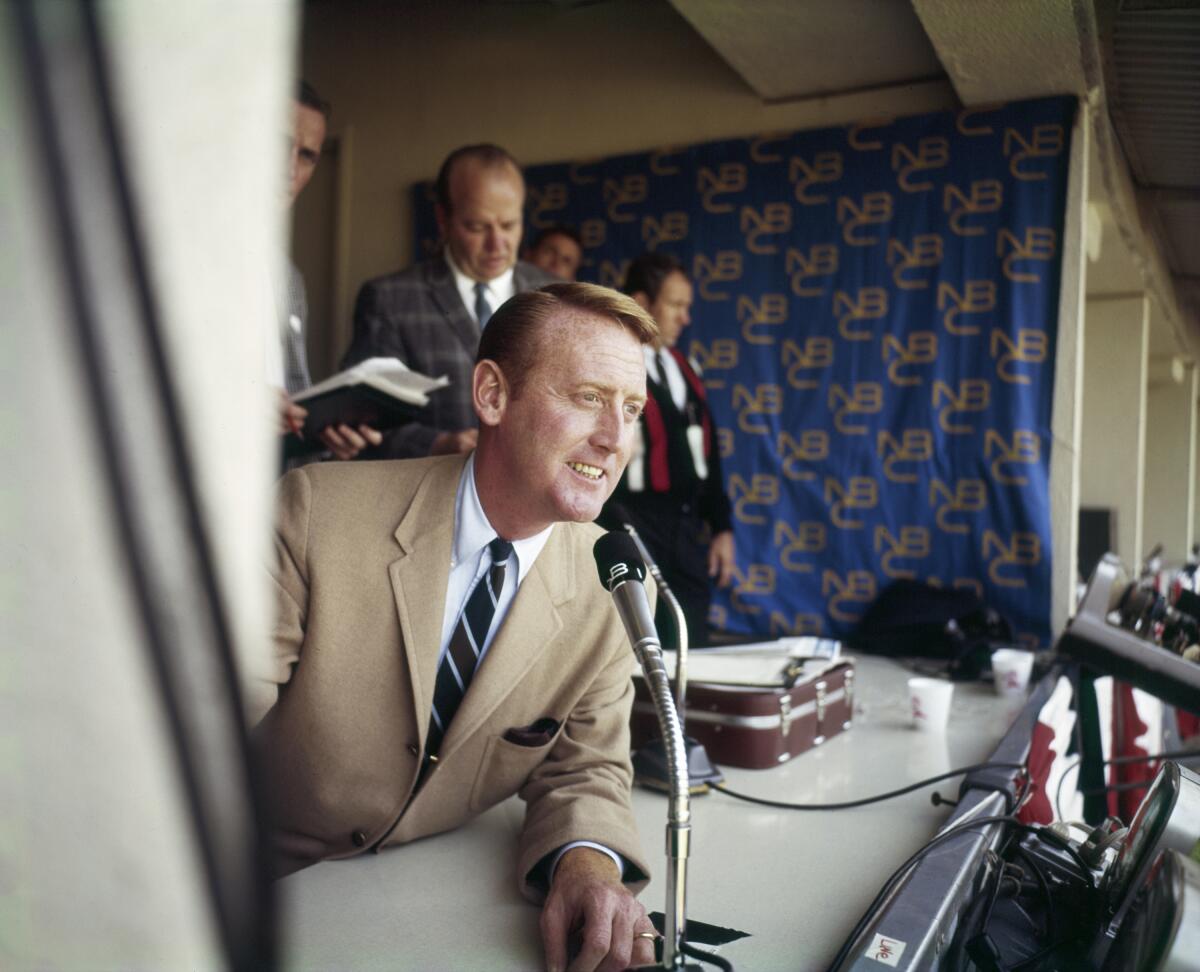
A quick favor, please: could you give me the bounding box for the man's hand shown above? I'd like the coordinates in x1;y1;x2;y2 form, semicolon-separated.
541;847;655;972
278;391;307;438
708;529;735;588
429;428;479;456
318;423;383;461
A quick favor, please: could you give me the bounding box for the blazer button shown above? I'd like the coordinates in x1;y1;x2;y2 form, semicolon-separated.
351;830;367;848
407;743;419;757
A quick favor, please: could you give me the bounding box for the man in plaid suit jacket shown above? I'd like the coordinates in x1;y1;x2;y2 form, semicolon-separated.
342;144;557;459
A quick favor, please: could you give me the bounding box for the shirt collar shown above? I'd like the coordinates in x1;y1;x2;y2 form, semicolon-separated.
443;247;517;314
454;453;551;584
644;345;671;381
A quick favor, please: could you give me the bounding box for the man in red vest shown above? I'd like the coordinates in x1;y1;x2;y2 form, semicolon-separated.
602;252;735;645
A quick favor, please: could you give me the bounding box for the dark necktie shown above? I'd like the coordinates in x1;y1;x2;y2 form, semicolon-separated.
657;349;672;384
474;282;493;329
426;537;513;758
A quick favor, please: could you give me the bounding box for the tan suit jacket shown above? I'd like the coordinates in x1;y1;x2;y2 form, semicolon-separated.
250;454;649;899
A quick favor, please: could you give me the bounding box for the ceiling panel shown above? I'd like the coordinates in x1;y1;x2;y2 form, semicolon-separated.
1109;7;1200;190
1104;2;1200;328
668;0;943;101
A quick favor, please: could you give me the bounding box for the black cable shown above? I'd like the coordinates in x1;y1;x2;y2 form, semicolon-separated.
969;849;1008;960
976;850;1008;936
1081;779;1157;797
1104;748;1199;766
1012;843;1056;947
972;829;1026;957
681;940;734;971
712;761;1025;811
1055;755;1082;821
1034;825;1093;878
950;848;1004;970
827;814;1028;972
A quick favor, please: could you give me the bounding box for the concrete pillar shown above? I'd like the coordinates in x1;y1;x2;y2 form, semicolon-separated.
1144;361;1198;565
1080;294;1150;567
1049;109;1089;633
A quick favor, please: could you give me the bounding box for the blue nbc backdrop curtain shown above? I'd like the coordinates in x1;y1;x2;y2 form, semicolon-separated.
415;96;1078;648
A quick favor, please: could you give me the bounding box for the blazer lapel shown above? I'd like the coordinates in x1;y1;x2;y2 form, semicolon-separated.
512;261;538;292
388;455;468;746
437;525;574;759
426;253;481;357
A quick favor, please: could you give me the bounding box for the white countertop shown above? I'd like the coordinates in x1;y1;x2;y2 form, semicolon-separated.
279;655;1025;970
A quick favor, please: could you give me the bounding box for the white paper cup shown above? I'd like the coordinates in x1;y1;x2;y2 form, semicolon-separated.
908;677;953;731
991;649;1035;697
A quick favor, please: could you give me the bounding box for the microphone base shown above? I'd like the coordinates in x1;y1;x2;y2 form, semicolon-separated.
632;735;724;793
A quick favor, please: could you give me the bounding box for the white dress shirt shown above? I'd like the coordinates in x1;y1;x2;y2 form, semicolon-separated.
442;455;625;881
264;260;286;389
645;345;688;410
438;453;552;666
443;249;516;325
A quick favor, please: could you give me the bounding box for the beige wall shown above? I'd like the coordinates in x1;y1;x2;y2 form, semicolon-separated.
298;0;955;356
1144;369;1198;565
1079;295;1149;566
1048;111;1088;633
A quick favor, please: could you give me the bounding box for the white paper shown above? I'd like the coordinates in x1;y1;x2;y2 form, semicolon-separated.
295;356;449;404
645;637;843;688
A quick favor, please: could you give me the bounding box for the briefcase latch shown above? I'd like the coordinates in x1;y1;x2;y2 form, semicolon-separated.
814;680;828;746
843;668;855;729
778;693;795;739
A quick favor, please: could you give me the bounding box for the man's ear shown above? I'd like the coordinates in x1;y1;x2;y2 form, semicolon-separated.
631;291;651;312
473;359;508;427
434;203;448;239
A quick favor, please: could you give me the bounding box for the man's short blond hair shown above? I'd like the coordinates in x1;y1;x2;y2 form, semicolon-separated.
477;283;659;395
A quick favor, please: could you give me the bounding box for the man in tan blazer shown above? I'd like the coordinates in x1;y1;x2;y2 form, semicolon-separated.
251;282;661;971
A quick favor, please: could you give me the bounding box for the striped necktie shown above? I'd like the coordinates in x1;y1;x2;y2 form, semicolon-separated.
426;537;513;758
474;281;493;329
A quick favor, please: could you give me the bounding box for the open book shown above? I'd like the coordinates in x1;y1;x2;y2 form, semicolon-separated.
286;357;449;456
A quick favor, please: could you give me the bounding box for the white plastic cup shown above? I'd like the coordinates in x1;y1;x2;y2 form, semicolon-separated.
908;677;953;731
991;649;1035;698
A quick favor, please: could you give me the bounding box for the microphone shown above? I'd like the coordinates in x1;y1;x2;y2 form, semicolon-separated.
604;504;670;591
593;530;700;971
593;531;659;657
597;512;723;798
604;503;688;655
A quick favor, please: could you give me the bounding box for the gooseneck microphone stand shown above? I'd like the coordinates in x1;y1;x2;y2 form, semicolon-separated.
594;532;700;971
622;523;692;717
614;513;723;792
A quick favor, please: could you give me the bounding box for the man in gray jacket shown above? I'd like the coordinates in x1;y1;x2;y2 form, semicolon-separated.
278;81;380;461
342;144;556;458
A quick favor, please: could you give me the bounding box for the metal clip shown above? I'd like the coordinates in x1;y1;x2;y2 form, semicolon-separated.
843;668;855;729
814;680;827;745
779;693;794;739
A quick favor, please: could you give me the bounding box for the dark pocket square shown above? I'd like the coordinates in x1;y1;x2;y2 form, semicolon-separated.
503;717;560;747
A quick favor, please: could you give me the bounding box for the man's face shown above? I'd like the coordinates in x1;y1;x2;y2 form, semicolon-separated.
647;271;693;348
489;312;646;534
287;102;326;206
437;159;525;282
528;232;583;281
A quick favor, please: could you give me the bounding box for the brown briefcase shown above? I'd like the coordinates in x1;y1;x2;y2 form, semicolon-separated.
631;657;856;770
